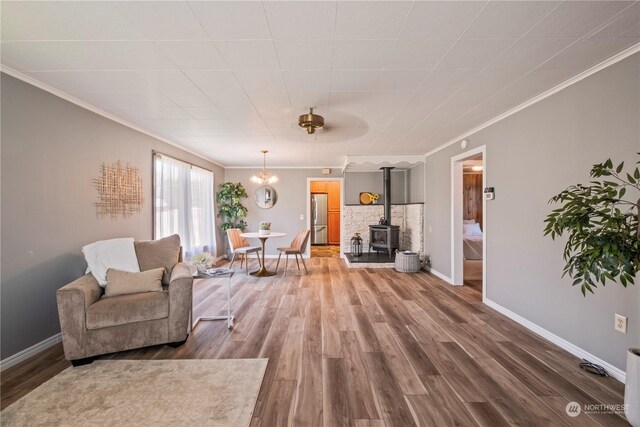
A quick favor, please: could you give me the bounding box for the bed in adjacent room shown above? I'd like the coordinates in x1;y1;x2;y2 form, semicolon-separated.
463;220;483;260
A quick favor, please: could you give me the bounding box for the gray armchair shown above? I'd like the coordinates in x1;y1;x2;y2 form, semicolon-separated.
56;236;193;365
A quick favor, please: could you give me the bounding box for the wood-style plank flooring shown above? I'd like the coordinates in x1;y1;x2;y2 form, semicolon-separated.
1;258;628;426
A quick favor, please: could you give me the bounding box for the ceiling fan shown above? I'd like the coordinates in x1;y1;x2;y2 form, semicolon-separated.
298;107;325;134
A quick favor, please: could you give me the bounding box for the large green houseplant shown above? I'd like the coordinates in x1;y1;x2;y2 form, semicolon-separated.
217;182;248;232
544;156;639;295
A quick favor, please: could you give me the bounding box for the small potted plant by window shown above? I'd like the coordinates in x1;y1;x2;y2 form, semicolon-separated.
259;222;271;235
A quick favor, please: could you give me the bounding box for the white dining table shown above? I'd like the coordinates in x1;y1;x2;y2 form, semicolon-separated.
240;232;287;277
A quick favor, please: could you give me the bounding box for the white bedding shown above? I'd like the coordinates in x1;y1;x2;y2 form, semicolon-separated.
463;235;483;260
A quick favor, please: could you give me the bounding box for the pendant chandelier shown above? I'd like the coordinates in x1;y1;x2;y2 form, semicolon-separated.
251;150;278;185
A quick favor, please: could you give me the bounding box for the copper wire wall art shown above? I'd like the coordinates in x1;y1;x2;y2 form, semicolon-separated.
93;161;143;219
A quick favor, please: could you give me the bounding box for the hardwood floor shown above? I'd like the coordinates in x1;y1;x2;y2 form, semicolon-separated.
1;258;628;426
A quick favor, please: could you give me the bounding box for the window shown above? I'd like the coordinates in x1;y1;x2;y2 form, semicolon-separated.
153;153;215;259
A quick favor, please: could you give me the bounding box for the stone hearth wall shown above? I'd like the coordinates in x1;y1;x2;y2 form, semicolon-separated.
342;204;424;256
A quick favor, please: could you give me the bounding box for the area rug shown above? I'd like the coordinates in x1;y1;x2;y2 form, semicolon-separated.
1;359;268;427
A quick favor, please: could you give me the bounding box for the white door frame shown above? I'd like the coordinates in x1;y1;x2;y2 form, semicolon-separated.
306;177;345;259
450;145;487;302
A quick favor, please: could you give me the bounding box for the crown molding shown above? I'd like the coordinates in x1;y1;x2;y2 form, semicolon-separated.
225;165;343;170
425;42;640;159
0;65;226;169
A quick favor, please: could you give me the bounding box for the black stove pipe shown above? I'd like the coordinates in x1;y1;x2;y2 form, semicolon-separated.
381;167;394;225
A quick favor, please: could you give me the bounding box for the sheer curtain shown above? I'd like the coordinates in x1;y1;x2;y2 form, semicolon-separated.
154;154;216;259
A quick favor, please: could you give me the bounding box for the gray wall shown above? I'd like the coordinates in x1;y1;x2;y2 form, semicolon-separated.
406;163;425;203
224;168;343;256
1;73;225;359
424;54;640;370
344;170;407;205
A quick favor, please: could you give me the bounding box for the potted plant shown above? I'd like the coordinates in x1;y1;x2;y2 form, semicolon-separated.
544;156;639;426
259;222;271;235
217;182;249;232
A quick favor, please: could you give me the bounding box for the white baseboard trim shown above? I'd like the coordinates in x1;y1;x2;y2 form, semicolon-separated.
1;333;62;372
427;268;454;284
484;299;626;383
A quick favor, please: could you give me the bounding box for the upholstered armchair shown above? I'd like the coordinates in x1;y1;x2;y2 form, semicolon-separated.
56;235;193;366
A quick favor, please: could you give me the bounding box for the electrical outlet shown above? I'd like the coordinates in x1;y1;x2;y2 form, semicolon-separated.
428;226;432;233
614;314;627;334
300;214;304;220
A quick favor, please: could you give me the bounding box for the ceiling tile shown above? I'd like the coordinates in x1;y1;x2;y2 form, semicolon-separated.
335;2;412;39
187;1;271;40
215;40;280;70
116;1;208;40
0;1;146;41
485;37;576;72
30;70;151;93
136;71;214;107
330;70;380;91
399;1;486;40
107;106;193;120
592;2;640;38
438;38;515;70
103;41;176;70
417;68;477;92
1;41;119;71
375;69;430;91
71;90;176;109
283;70;332;92
386;39;455;69
332;40;395;69
183;70;249;105
275;40;334;70
183;106;227;120
462;1;560;39
155;41;227;70
539;35;640;70
288;91;331;110
526;1;634;38
234;70;287;95
264;1;337;40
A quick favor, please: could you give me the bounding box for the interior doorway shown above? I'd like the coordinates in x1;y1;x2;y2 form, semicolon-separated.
307;179;343;258
451;146;486;301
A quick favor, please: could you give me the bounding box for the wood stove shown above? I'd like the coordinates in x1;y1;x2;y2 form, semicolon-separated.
368;167;400;257
369;224;399;257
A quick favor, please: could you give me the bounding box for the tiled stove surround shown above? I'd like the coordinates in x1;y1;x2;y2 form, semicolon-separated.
342;204;424;257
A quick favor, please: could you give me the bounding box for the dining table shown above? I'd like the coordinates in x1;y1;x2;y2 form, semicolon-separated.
240;231;287;277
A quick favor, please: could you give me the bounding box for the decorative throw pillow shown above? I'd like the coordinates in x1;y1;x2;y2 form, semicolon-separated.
134;234;181;285
82;237;140;287
104;267;164;298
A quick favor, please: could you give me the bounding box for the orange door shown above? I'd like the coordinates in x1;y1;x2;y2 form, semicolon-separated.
328;211;341;244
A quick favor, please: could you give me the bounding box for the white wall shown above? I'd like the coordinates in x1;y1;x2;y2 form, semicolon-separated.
424;53;640;370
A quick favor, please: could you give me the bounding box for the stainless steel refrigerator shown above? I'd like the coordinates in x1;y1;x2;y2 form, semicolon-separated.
311;193;328;245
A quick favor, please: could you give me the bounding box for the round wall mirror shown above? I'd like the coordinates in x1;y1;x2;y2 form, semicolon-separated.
254;185;277;209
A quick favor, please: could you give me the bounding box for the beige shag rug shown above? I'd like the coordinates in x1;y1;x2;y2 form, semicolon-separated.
1;359;268;427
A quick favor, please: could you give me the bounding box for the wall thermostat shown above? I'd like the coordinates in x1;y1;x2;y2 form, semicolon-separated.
484;187;495;200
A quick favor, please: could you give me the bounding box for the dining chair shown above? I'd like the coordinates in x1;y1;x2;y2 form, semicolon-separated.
227;229;262;275
275;229;311;276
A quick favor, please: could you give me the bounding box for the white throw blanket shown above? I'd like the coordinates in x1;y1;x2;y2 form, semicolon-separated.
82;237;140;286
